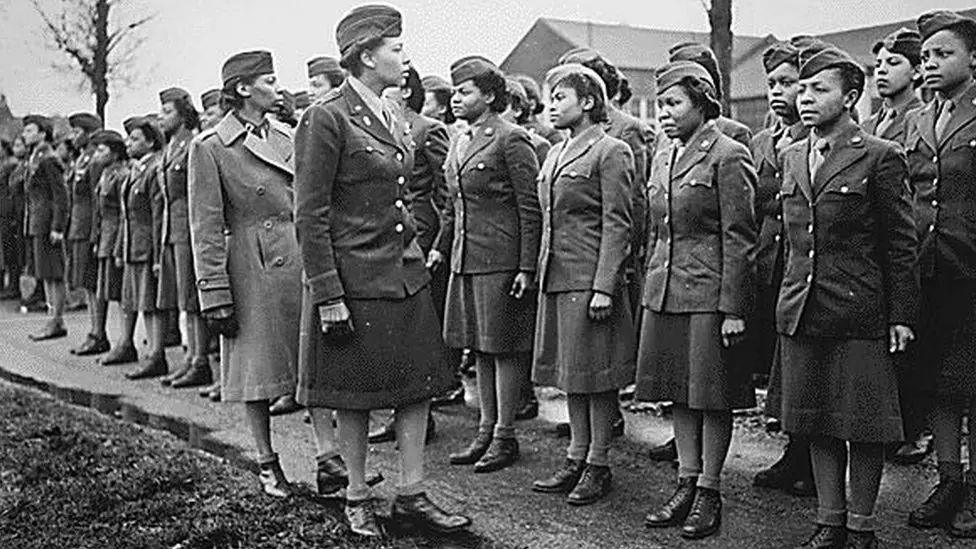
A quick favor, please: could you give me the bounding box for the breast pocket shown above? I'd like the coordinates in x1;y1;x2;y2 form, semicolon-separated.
678;166;714;190
822;177;868;199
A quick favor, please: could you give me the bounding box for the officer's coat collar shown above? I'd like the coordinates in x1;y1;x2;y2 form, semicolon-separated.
810;120;866;199
340;81;408;153
214;112;293;176
457;113;502;172
670;120;720;181
549;123;605;181
937;80;976;148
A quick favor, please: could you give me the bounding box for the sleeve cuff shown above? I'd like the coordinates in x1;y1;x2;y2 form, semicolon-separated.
308;270;345;305
197;276;233;311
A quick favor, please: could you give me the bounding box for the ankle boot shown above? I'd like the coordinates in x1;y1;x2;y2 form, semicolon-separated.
950;484;976;538
257;458;292;498
345;499;382;537
649;438;677;462
391;492;471;534
567;464;611;506
449;432;492;465
645;476;697;527
532;458;585;493
171;357;213;388
797;525;846;548
755;437;799;489
473;437;519;473
908;478;966;528
681;487;722;539
844;529;877;549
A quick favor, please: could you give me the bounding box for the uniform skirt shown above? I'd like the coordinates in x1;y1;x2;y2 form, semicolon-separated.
779;334;902;443
533;290;636;393
122;261;156;313
155;244;178;311
95;257;122;302
635;310;755;410
916;279;976;405
443;271;536;354
31;236;64;281
296;286;455;410
172;242;199;313
67;240;96;291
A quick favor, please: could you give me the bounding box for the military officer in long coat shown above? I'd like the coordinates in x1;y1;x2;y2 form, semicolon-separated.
294;6;468;537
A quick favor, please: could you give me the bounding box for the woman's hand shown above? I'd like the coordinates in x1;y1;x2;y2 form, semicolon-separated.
426;249;444;271
319;300;354;339
588;291;613;321
510;271;534;300
889;324;915;354
721;315;746;348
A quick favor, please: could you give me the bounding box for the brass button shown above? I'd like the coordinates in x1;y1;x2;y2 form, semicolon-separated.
840;186;849;193
395;199;404;208
806;274;813;283
807;223;814;233
929;224;935;232
274;257;284;266
264;220;273;229
932;200;938;208
477;162;485;170
366;146;375;153
256;186;265;195
808;250;814;258
395;223;404;233
397;176;405;185
774;234;781;242
932;156;938;163
933;178;939;185
396;152;403;161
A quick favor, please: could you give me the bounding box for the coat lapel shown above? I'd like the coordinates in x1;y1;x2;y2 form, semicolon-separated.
341;82;400;150
915;101;939;153
458;115;499;172
215;114;294;176
670;122;720;181
939;84;976;148
812;124;867;198
552;125;604;180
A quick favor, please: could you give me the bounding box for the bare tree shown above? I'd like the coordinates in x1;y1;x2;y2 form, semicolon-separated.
702;0;734;115
31;0;153;120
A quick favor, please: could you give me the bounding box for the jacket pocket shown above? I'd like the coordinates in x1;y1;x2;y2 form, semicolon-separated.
823;177;868;197
678;165;714;189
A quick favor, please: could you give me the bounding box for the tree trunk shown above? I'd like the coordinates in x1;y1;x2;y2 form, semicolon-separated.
93;0;110;121
708;0;734;116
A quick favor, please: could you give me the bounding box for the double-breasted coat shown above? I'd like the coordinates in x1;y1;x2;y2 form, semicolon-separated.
66;146;101;290
294;81;453;410
636;120;758;409
158;126;199;312
903;81;976;401
434;112;542;354
24;142;67;281
189;113;301;403
92;160;127;301
775;121;917;442
532;124;636;393
402;109;450;255
116;152;164;313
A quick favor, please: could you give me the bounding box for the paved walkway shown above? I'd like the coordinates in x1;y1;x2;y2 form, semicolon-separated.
0;301;970;548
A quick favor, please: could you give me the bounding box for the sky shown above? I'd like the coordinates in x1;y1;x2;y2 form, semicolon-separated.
1;0;975;128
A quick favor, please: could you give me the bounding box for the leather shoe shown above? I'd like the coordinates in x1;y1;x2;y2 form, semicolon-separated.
171;358;213;388
515;396;539;421
797;525;846;548
269;394;302;416
844;529;877;549
909;479;966;528
391;492;471;534
754;440;798;489
28;320;67;341
368;422;396;444
891;432;933;465
649;438;678;462
345;499;383;537
431;385;465;408
160;360;192;386
316;455;384;496
258;458;292;498
69;333;95;355
681;487;721;539
100;344;137;365
126;353;169;380
199;382;219;398
567;464;612;506
645;476;698;527
950;485;976;538
474;437;519;473
450;432;493;465
533;458;586;494
76;335;110;356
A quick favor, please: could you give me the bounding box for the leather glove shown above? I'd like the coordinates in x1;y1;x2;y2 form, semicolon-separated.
203;305;240;339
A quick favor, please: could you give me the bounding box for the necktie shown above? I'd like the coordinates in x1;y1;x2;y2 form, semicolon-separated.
774;128;793;156
874;109;896;136
809;138;829;183
935;100;954;142
456;128;473;160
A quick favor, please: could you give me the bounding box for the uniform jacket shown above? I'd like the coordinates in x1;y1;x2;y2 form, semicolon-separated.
528;131;552;166
749;120;809;286
717;116;753;148
863;96;922;144
0;158;17;220
189;113;302;312
537;125;634;296
643;120;758;317
903;82;976;281
24;142;67;237
777;121;918;338
159;126;194;246
66;147;102;242
7;161;27;234
403;109;450;254
434;112;542;275
116;152;163;264
524;117;565;146
295;81;428;305
92;160;127;259
607;107;654;260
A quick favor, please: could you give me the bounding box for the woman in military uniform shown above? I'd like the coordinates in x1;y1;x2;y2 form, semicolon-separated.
295;6;469;537
514;74;565;146
190;50;302;499
639;61;757;540
429;55;542;475
530;63;634;506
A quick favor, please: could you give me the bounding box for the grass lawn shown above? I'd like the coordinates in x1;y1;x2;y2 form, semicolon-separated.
0;384;501;549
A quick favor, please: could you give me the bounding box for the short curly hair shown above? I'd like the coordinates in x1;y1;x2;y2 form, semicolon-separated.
677;76;721;121
551;72;609;123
470;69;509;113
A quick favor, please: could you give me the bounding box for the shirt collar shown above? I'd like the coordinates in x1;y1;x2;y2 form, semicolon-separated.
348;76;386;122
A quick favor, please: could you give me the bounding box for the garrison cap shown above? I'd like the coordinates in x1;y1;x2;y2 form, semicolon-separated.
307;56;342;78
200;89;221;110
514;75;542;102
450;55;498;86
656;60;720;117
22;114;53;136
799;46;866;96
545;63;608;100
421;75;451;92
917;10;976;44
763;42;800;73
221;50;274;87
123;116;164;149
668;42;722;97
159;87;192;105
294;90;311;109
873;27;922;66
558;46;604;65
67;112;102;132
90;129;125;147
336;4;402;56
506;78;528;106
